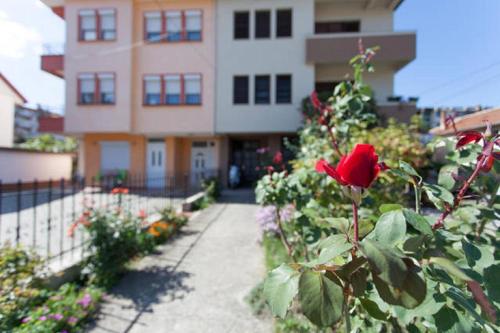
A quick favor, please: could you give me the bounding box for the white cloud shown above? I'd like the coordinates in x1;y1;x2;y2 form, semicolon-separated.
0;10;42;59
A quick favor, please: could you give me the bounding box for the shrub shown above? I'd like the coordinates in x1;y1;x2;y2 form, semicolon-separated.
15;284;101;333
79;210;155;288
201;177;222;202
0;246;47;331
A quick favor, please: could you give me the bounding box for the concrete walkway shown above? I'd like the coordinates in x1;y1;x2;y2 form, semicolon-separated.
87;190;271;333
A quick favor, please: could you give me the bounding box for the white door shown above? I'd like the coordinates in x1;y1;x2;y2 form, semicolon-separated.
100;141;130;175
147;141;167;188
191;141;216;186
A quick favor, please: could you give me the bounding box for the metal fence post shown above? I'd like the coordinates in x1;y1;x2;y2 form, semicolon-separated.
59;178;65;264
47;179;53;259
33;179;38;247
15;180;22;246
71;177;76;259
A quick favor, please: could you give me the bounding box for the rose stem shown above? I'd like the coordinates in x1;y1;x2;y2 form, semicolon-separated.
433;154;488;230
352;201;359;245
275;206;295;262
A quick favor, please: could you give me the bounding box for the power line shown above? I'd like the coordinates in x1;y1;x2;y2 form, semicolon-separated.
428;71;500;105
416;60;500;96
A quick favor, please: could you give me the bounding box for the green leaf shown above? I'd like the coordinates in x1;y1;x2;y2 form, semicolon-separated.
445;287;485;325
461;239;495;273
428;257;472;282
484;264;500;304
360;298;389;321
372;210;407;246
324;217;349;234
263;264;300;318
372;258;426;309
379;204;403;214
433;306;477;333
402;209;433;236
308;235;353;266
351;267;369;297
423;184;454;210
298;271;344;327
359;239;407;288
399;161;421;181
438;165;458;190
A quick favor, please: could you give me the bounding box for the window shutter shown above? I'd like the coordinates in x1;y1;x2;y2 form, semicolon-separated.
165;75;181;94
145;12;162;32
184;74;201;94
144;75;161;94
80;11;96;30
99;10;115;30
166;11;182;32
185;10;202;31
98;74;114;93
79;74;95;93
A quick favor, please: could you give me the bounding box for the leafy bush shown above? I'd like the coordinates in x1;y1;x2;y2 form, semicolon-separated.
201;177;222;202
79;209;155;288
15;284;101;333
255;46;500;332
0;246;47;331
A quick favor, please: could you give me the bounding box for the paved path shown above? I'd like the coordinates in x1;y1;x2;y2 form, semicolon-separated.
87;191;271;333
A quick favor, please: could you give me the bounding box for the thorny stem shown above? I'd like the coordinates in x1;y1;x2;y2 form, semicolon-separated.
276;207;296;262
433;154;488;230
413;184;422;215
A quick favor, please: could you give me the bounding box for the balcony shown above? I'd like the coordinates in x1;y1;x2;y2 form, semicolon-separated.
306;32;416;69
41;44;64;78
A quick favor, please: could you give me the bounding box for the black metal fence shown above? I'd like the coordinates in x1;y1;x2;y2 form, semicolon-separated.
0;170;220;271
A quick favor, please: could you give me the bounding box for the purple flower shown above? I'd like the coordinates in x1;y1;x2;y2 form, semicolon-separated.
77;293;92;308
60;331;69;333
256;206;280;236
279;205;294;223
50;313;64;321
21;317;31;323
67;316;78;324
39;315;47;321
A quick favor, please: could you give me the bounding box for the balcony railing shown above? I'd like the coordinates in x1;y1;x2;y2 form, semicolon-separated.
306;31;416;69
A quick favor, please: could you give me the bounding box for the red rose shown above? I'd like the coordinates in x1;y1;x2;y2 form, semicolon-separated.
273;151;283;165
456;131;483;149
316;144;386;188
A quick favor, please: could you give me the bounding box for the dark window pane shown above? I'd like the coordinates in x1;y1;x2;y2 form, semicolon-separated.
80;93;95;104
101;30;116;40
233;76;249;104
315;81;343;95
145;94;161;105
167;32;182;41
276;9;292;37
187;31;201;41
234;12;249;39
147;32;162;42
166;94;181;105
276;75;292;104
255;75;270;104
185;94;201;105
101;92;115;104
255;11;271;38
315;21;360;34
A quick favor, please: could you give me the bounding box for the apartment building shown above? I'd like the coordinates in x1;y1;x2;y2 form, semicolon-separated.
41;0;415;186
0;73;27;148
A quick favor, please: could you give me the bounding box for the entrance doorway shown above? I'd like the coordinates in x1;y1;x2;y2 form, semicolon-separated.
146;141;166;188
230;139;261;186
191;141;216;187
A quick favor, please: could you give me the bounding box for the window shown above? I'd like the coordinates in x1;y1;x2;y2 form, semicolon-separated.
255;10;271;39
99;9;116;40
144;75;162;105
165;75;181;105
78;73;115;105
255;75;270;104
233;76;249;104
276;75;292;104
99;73;115;104
315;81;343;95
234;12;250;39
145;12;162;42
276;9;292;37
79;9;116;41
79;10;97;41
78;74;96;104
315;21;360;34
166;11;182;41
184;74;202;105
185;10;202;41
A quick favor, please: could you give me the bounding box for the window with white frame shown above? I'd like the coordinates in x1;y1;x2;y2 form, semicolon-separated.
184;74;201;105
99;73;115;104
99;9;116;40
144;75;162;105
185;10;202;41
165;75;181;105
79;74;96;104
145;12;162;42
79;10;97;41
166;11;182;41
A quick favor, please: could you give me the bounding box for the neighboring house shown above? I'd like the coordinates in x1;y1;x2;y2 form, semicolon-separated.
14;105;65;143
420;106;489;130
430;107;500;136
40;0;416;186
0;73;27;148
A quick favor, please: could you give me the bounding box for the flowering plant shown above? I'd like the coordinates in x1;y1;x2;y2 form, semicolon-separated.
256;45;500;332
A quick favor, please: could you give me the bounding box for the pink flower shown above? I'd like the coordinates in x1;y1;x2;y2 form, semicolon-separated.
77;293;92;308
39;315;47;321
21;317;31;323
50;313;64;321
67;316;78;324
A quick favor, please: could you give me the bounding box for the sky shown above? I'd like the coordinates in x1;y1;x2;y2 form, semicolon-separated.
0;0;499;113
